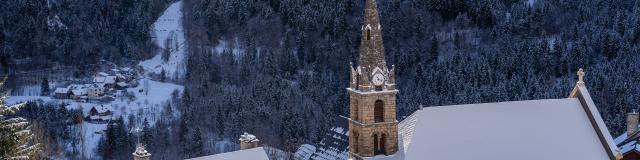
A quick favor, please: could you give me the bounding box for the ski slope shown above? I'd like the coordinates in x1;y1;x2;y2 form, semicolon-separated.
139;1;186;80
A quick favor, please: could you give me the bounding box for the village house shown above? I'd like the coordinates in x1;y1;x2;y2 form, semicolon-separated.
85;105;113;123
54;87;71;99
186;133;269;160
614;111;640;160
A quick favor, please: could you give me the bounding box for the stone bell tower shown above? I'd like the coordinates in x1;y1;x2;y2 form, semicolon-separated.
348;0;398;159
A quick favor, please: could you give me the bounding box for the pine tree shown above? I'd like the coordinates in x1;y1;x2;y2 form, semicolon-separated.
141;118;152;146
41;78;49;96
191;127;204;158
429;35;439;63
160;69;166;82
0;78;39;159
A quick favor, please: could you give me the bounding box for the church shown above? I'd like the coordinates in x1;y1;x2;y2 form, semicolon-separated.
180;0;623;159
345;0;621;159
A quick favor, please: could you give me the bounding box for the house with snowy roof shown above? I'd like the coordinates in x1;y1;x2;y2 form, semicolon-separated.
86;83;107;97
85;105;113;123
295;116;349;160
98;72;109;77
89;105;112;116
54;87;71;99
97;76;116;88
186;133;270;160
613;111;640;160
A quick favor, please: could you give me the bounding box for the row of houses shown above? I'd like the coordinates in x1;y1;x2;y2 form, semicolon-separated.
54;68;135;100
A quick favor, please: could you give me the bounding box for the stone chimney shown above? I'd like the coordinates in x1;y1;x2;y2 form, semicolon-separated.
627;110;639;137
239;132;259;150
132;144;151;160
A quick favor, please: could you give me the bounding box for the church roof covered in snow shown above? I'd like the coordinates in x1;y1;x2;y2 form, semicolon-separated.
295;116;350;160
397;82;621;160
613;122;640;157
186;147;269;160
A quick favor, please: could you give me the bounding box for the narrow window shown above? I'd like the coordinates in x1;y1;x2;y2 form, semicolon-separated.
367;29;371;40
374;100;384;123
353;132;359;153
373;134;379;154
354;103;359;121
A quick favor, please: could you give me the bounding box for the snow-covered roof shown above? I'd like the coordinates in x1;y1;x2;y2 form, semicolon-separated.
398;109;419;153
94;77;106;83
96;105;110;113
133;144;151;158
295;116;349;160
98;72;109;77
614;130;640;156
72;89;87;96
117;82;128;87
94;83;106;88
105;76;117;84
240;132;259;143
54;87;70;94
400;98;617;160
186;147;269;160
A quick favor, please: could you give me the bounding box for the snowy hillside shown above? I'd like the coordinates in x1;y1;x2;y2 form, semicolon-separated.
6;2;187;158
139;1;186;80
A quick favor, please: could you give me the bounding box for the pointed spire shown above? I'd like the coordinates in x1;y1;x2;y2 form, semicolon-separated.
359;0;386;70
363;0;381;28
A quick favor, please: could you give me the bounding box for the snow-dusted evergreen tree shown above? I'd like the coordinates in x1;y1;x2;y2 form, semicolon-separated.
40;78;49;96
0;78;39;159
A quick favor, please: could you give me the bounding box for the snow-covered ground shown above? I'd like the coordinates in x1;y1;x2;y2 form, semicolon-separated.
139;1;186;80
7;78;183;158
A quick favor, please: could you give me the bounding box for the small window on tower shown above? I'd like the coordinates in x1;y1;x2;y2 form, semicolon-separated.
367;29;371;40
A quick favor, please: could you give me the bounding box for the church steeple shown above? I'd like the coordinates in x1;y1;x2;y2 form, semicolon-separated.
351;0;395;92
359;0;386;71
348;0;398;159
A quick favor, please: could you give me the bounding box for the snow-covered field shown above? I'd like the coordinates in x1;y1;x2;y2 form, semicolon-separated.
7;78;183;158
7;1;187;158
139;1;186;80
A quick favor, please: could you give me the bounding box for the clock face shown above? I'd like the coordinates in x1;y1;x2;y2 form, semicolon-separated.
372;73;385;86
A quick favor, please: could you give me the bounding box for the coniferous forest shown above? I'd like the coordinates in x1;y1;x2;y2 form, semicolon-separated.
181;0;640;156
2;0;640;159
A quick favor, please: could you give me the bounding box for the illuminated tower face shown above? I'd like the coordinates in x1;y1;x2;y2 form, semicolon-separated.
348;0;398;159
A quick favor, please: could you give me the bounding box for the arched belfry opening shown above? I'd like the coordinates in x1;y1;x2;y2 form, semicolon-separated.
373;134;379;154
373;133;387;155
375;100;384;123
